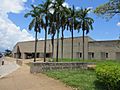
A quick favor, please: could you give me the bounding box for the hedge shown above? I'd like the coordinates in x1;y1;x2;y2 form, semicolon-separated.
95;62;120;90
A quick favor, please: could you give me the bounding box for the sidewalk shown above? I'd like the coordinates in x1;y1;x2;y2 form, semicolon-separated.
0;61;19;78
0;58;72;90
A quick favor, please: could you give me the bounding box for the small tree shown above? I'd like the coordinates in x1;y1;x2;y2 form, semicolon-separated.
4;49;12;57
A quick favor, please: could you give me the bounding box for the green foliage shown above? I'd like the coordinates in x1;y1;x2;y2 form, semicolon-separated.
96;62;120;90
94;0;120;19
51;58;95;62
4;49;12;57
45;70;96;90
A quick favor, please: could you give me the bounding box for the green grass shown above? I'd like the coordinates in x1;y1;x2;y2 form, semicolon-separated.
44;70;99;90
44;61;120;90
51;58;98;62
51;58;120;64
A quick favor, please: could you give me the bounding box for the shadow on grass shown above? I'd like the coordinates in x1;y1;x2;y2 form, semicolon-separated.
94;80;107;90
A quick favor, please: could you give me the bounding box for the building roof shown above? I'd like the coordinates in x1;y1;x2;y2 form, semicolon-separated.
16;36;94;44
89;39;120;43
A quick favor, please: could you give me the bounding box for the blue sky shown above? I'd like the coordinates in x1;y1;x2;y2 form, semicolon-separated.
0;0;120;51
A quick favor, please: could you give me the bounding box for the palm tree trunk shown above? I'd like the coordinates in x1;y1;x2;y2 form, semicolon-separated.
56;29;59;62
61;29;64;61
83;29;85;61
44;29;47;62
71;29;73;61
34;31;37;62
51;35;54;61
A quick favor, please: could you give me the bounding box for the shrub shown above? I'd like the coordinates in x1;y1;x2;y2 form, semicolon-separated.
95;62;120;90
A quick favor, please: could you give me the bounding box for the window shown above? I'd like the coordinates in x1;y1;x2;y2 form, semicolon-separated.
88;52;94;59
80;53;82;58
106;53;108;58
91;53;94;58
78;42;80;46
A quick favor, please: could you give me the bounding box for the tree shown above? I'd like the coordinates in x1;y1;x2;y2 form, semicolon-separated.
77;8;94;60
48;13;56;61
67;6;79;60
24;5;42;62
4;49;12;57
52;0;65;62
60;6;69;61
38;0;52;62
94;0;120;19
68;6;76;60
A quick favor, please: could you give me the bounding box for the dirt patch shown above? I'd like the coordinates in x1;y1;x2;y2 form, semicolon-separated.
0;57;72;90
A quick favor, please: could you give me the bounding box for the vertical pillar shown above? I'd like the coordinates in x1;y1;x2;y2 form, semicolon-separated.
21;53;26;59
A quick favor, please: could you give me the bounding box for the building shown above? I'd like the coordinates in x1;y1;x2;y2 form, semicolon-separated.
12;36;120;60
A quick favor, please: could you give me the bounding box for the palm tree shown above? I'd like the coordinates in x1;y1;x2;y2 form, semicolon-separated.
24;5;42;62
60;7;69;61
67;6;79;60
61;16;65;61
48;13;56;61
52;0;65;62
38;0;52;62
77;8;94;60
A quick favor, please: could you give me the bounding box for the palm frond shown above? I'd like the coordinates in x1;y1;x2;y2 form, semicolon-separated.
24;13;32;18
29;18;36;30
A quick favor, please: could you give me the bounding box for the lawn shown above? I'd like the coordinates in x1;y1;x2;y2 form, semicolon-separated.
52;58;120;63
44;60;120;90
44;70;102;90
28;58;120;90
52;58;98;62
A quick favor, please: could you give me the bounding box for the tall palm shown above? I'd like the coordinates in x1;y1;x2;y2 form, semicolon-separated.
48;13;56;61
67;6;79;60
38;0;52;62
60;7;69;61
52;0;65;62
24;5;42;62
60;15;65;61
77;8;94;60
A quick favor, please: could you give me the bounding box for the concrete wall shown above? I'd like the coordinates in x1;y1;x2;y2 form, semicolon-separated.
88;41;120;60
12;37;91;59
12;36;120;60
30;62;95;73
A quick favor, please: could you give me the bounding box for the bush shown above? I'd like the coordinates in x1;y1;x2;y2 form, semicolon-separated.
95;62;120;90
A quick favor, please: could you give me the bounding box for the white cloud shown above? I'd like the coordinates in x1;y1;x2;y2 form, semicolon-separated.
117;22;120;26
49;2;70;14
87;7;93;10
76;7;80;10
0;0;27;13
87;7;93;13
62;2;70;8
0;0;34;51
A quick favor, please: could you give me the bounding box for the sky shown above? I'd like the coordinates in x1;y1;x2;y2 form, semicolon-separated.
0;0;120;51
